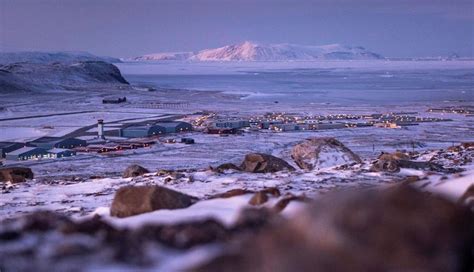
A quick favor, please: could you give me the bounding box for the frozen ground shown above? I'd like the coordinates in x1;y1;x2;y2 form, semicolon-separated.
1;60;473;179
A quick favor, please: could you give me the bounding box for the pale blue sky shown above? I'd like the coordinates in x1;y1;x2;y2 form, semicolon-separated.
1;0;473;58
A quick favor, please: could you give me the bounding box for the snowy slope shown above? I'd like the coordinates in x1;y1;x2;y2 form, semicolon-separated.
0;61;129;93
131;41;384;62
0;51;121;64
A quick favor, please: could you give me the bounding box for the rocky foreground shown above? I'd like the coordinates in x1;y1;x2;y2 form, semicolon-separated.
0;137;473;271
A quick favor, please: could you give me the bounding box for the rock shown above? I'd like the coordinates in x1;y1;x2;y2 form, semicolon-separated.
196;186;474;272
232;207;278;232
136;219;229;249
0;167;34;183
458;184;474;208
400;175;421;185
371;157;401;172
371;153;448;173
214;163;242;173
291;137;361;170
110;185;198;218
461;142;474;149
156;170;185;179
273;194;312;212
249;192;269;206
209;188;253;199
260;187;281;197
378;151;411;161
447;146;462;152
240;153;295;173
122;164;150;178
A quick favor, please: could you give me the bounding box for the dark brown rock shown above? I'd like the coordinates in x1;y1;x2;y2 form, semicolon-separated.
249;192;269;206
378;151;411;161
401;175;421;185
260;187;281;197
122;164;149;178
382;159;446;173
0;167;34;183
136;219;230;249
371;157;401;172
232;207;278;232
110;185;198;218
240;153;295;173
291;137;362;170
461;142;474;149
214;163;242;173
371;152;448;173
458;184;474;208
273;194;312;212
209;188;253;199
196;186;474;272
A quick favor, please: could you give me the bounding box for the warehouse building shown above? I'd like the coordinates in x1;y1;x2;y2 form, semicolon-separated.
312;123;347;130
6;147;48;161
212;120;249;129
0;142;25;158
47;148;77;159
29;137;87;150
120;122;192;138
155;122;193;133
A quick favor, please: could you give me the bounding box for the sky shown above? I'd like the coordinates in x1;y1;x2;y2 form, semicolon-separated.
0;0;473;58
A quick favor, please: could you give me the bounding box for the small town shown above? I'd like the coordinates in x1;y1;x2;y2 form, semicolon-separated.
0;110;453;164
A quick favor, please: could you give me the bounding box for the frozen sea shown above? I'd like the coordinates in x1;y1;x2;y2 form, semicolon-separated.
117;60;474;106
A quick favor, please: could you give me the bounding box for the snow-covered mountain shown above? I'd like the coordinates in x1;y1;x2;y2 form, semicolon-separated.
0;61;129;93
131;41;384;62
132;52;194;61
0;51;121;64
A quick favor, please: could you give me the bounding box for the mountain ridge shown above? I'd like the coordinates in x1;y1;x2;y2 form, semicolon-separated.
0;51;122;64
131;41;384;62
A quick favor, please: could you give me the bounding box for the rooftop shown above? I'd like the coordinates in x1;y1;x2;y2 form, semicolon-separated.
154;122;187;128
29;136;63;143
0;142;23;148
48;148;73;154
123;125;151;131
7;146;45;156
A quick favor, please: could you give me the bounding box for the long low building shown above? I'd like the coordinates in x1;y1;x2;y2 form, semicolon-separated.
5;147;49;161
119;122;193;138
0;142;25;158
28;137;87;150
46;148;77;159
211;120;249;129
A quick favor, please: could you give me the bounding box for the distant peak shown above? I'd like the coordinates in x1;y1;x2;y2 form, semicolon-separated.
132;41;384;62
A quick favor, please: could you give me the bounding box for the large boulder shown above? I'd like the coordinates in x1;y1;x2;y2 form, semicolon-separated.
196;186;474;272
122;164;150;178
371;152;448;173
0;167;34;183
214;163;242;173
240;153;295;173
291;137;361;170
110;185;198;218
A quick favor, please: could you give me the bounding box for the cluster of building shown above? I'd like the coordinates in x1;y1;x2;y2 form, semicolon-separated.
428;107;474;116
0;137;86;161
203;111;452;133
102;97;127;104
74;139;155;154
1;120;196;162
119;121;193;138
